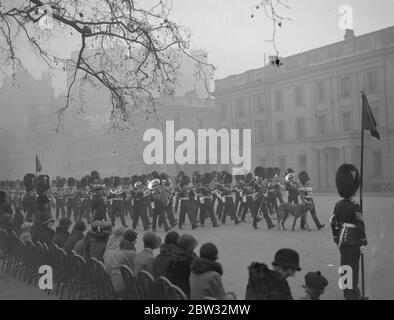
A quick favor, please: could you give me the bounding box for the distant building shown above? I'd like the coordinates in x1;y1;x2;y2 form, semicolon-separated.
214;27;394;192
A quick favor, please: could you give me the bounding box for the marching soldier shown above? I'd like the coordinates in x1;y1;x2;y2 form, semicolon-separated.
177;175;198;230
266;167;278;216
22;174;36;223
131;177;151;231
197;173;219;228
220;172;239;225
160;173;177;228
273;167;285;206
330;164;368;300
109;176;128;228
298;171;325;230
239;173;255;222
54;177;67;220
90;177;107;223
123;177;133;220
65;177;78;221
149;178;171;232
79;175;91;224
285;168;299;204
251;167;275;230
234;174;245;220
35;174;52;222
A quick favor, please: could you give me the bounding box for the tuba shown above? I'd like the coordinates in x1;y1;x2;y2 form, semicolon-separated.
149;179;170;207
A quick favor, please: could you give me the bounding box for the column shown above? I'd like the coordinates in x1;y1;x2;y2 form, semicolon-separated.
311;149;320;190
319;149;327;191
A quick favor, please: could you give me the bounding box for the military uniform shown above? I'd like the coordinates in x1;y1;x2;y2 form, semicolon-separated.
331;164;368;300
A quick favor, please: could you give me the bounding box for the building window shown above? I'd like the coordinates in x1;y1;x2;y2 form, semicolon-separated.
295;118;306;139
255;95;265;115
295;86;305;107
257;124;265;143
299;155;307;172
366;70;377;94
342;112;352;132
276;121;285;141
259;157;267;167
316;81;326;103
372;150;382;176
275;90;284;111
341;76;351;98
278;156;286;174
317;114;328;135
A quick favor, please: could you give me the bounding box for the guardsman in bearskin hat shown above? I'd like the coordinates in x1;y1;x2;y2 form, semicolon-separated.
273;167;285;206
234;173;245;220
79;175;92;223
220;172;239;225
331;164;368;300
191;172;202;223
177;175;198;230
174;171;185;215
149;177;171;233
23;173;36;222
251;167;275;230
130;176;151;231
122;177;133;220
298;171;324;231
284;168;300;205
54;177;67;220
239;173;255;222
65;178;78;221
266;167;278;216
90;175;107;223
198;172;219;227
160;173;177;228
108;176;128;227
35;174;52;221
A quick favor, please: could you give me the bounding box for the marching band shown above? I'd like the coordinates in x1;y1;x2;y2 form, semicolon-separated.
0;167;325;233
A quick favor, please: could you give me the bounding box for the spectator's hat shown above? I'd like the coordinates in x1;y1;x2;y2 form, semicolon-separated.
164;231;180;245
123;229;138;243
200;243;219;261
272;248;301;271
304;271;328;291
73;220;87;232
143;231;161;249
177;234;198;252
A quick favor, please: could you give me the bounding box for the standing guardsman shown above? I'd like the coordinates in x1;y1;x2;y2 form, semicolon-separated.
330;164;368;300
23;173;36;223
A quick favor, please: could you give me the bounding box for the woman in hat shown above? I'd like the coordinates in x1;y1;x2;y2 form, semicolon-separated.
245;248;301;300
330;164;368;300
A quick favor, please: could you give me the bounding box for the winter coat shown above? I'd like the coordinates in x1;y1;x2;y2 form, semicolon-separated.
64;229;85;253
51;226;70;249
31;224;55;247
104;240;136;293
134;248;155;276
167;249;197;298
73;231;110;261
190;257;226;300
153;243;178;279
245;262;293;300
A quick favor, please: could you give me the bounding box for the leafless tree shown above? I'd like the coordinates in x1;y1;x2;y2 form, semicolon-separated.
0;0;214;131
251;0;291;66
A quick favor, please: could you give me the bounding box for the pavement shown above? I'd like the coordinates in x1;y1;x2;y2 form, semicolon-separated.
1;194;393;300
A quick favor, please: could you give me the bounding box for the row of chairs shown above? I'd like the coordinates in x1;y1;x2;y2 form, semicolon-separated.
0;228;189;300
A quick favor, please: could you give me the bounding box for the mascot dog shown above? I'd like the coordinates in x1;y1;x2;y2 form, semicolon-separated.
276;202;312;231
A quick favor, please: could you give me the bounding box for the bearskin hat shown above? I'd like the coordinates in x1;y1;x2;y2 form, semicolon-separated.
90;170;100;181
36;175;50;195
180;175;190;187
254;167;265;179
67;177;75;188
202;172;213;184
336;164;360;198
266;167;274;180
140;174;147;184
151;171;160;180
131;175;139;185
0;191;6;203
245;173;253;183
80;176;90;188
160;173;169;181
285;168;294;176
224;172;233;184
56;178;64;188
273;167;281;177
123;177;131;186
114;176;121;187
23;173;36;192
298;171;310;186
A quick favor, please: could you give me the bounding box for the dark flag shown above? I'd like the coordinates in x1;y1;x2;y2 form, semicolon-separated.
361;92;380;140
36;154;43;173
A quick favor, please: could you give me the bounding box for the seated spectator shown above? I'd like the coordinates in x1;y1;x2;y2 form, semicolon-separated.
51;217;72;248
19;222;33;242
64;220;87;253
190;242;227;300
300;271;328;300
245;248;301;300
105;229;138;299
153;231;179;279
103;225;126;262
31;213;55;246
0;191;13;219
74;221;112;261
134;231;161;275
167;234;198;298
13;207;24;235
1;213;14;232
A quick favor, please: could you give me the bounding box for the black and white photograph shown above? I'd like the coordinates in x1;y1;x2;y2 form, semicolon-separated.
0;0;393;303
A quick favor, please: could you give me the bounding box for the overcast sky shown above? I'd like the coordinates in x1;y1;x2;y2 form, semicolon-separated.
3;0;394;95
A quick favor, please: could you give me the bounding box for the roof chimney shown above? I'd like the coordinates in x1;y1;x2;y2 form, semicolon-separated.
344;29;355;41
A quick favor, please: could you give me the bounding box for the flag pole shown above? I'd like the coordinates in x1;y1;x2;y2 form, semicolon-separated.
359;91;366;299
35;154;38;178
